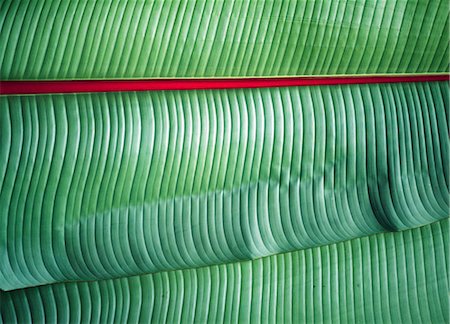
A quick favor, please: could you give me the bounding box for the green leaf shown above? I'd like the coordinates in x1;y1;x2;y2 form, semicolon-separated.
1;82;448;290
0;0;448;79
1;218;448;323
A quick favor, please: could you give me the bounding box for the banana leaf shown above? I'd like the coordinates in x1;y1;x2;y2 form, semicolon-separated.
1;82;448;290
1;0;449;322
1;218;448;323
0;0;448;80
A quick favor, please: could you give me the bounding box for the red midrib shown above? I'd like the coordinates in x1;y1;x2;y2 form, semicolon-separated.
0;75;448;95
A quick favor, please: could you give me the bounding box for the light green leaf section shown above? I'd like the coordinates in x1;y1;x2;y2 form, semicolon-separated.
0;0;448;80
1;218;448;323
1;82;448;290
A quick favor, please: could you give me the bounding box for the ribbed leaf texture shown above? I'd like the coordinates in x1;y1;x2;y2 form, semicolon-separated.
0;0;448;79
1;82;448;290
1;219;448;323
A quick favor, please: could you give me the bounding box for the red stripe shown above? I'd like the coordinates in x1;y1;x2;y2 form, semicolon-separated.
1;75;448;95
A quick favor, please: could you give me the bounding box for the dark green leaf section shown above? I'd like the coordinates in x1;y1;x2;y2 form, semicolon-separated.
1;219;448;323
0;82;449;290
0;0;448;80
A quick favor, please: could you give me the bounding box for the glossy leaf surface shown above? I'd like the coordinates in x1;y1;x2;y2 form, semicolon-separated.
1;82;448;290
0;0;449;79
1;219;448;323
